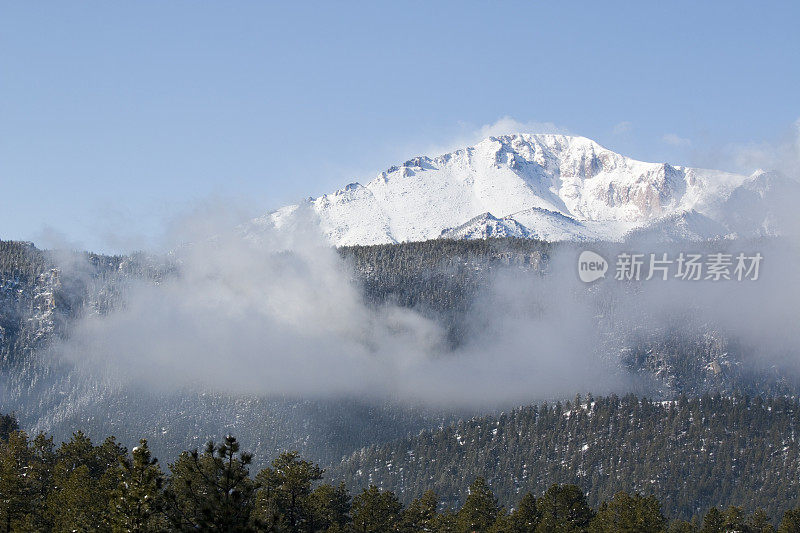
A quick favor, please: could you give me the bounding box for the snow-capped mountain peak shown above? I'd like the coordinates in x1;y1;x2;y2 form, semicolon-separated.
258;133;793;245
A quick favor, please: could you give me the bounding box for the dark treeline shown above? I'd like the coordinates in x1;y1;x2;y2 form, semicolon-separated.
1;416;799;533
0;240;172;369
339;239;549;345
334;394;800;522
0;241;48;284
339;238;550;312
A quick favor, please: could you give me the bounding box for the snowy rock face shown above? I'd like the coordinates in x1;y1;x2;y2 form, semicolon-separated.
257;134;797;245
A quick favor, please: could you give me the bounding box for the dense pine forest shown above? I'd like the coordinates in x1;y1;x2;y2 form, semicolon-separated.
339;239;550;346
2;411;800;533
339;238;550;313
333;394;800;522
3;240;800;532
0;238;559;470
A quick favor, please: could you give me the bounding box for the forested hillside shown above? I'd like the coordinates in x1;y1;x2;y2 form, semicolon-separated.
0;238;552;465
1;238;799;470
333;393;800;522
340;238;799;398
339;238;550;344
0;240;170;369
2;412;800;532
0;240;452;466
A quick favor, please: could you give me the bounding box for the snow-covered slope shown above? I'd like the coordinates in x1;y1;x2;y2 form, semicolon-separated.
439;212;532;240
257;134;795;245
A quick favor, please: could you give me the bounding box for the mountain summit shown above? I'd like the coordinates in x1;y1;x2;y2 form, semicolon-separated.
258;134;796;245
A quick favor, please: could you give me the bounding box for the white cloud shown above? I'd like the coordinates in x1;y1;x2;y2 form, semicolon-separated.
419;117;569;158
682;117;800;178
54;206;623;407
730;117;800;175
475;116;567;139
612;121;633;135
662;133;692;147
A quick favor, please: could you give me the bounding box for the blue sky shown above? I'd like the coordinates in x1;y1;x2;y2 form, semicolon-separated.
2;1;799;253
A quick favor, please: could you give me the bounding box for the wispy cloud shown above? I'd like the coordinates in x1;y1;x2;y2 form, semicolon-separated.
53;207;622;407
475;116;568;139
688;117;800;176
418;117;569;158
612;121;633;135
662;133;692;147
730;117;800;175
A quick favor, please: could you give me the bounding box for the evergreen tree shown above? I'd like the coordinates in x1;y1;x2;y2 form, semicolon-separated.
308;482;351;532
432;510;459;533
503;492;540;533
722;506;749;532
778;508;800;533
109;439;167;532
535;484;594;533
46;432;125;532
667;520;699;533
351;486;402;533
748;508;776;533
253;450;324;532
700;508;724;533
165;435;256;532
456;477;501;533
589;491;665;533
20;433;56;532
0;430;32;533
0;414;18;442
400;490;439;533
